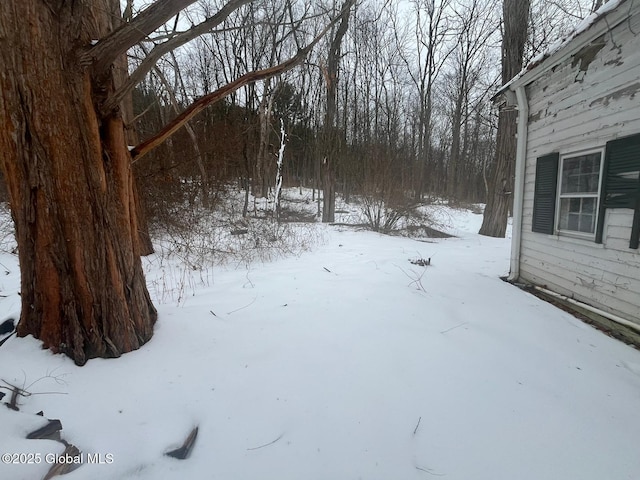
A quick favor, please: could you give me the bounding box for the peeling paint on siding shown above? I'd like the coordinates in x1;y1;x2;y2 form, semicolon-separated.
604;56;624;66
529;111;542;123
589;82;640;107
571;36;606;72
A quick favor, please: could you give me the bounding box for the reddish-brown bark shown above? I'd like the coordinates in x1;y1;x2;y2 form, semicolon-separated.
89;0;199;78
0;1;156;365
101;0;252;116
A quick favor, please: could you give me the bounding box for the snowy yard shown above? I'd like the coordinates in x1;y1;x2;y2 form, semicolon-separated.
1;205;640;480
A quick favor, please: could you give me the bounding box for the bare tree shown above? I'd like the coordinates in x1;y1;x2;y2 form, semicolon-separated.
479;0;530;237
445;0;498;201
526;0;594;62
395;0;453;200
320;0;355;223
0;0;350;365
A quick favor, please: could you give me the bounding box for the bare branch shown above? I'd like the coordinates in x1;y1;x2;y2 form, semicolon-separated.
131;3;354;161
102;0;252;115
89;0;198;76
247;433;284;450
131;53;302;161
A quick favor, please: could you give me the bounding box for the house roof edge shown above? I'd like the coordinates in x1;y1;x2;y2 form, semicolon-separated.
492;0;631;101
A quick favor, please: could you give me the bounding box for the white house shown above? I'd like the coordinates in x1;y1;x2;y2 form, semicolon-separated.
501;0;640;333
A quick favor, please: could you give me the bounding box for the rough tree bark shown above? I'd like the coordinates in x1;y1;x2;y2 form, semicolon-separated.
321;0;354;223
116;23;155;256
256;79;275;199
0;0;350;365
447;82;467;201
479;0;530;237
0;0;158;365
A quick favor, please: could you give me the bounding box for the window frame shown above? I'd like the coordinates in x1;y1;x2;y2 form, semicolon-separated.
555;147;605;239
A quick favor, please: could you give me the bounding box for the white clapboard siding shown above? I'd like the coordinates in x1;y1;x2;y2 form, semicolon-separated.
520;232;639;285
517;2;640;325
520;235;639;301
604;209;635;251
519;260;640;321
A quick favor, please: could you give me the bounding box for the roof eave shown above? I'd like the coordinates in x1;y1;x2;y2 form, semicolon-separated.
496;0;631;97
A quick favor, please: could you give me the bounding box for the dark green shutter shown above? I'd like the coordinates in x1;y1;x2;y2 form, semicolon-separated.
596;133;640;247
532;153;559;234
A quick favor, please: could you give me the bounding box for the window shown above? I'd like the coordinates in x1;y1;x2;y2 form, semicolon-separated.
557;151;603;235
532;133;640;248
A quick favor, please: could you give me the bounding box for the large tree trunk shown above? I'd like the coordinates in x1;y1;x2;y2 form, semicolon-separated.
447;90;465;201
479;109;517;234
117;39;154;256
0;1;157;365
479;0;530;237
321;152;337;223
256;80;274;199
320;0;352;223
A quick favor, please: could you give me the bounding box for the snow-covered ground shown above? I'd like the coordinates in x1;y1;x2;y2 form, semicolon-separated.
1;204;640;480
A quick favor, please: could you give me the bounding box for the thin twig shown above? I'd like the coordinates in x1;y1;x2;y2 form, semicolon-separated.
247;433;284;451
24;368;68;390
26;391;68;396
1;380;28;410
244;269;254;289
226;296;257;315
395;264;427;293
413;416;422;435
1;380;28;395
416;465;446;476
440;322;468;334
0;332;15;347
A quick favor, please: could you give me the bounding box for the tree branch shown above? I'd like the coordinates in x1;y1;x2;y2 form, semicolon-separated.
102;0;252;115
131;52;304;161
131;3;354;162
89;0;198;77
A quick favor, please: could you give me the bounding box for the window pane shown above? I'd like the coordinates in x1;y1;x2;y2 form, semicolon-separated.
561;158;579;193
586;173;599;192
582;197;596;215
570;197;581;211
561;152;601;194
568;212;580;230
579;214;595;233
558;199;571;230
558;198;597;234
582;160;595;173
558;197;597;233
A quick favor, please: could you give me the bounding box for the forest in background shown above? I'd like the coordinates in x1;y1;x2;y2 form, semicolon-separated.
0;0;592;233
